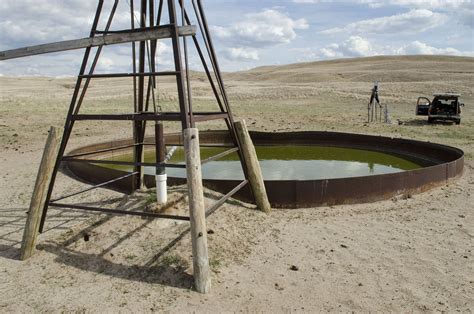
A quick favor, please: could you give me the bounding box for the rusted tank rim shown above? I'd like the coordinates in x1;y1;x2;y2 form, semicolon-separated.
63;131;464;208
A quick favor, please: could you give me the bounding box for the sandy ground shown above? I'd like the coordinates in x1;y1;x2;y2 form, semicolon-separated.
0;55;473;312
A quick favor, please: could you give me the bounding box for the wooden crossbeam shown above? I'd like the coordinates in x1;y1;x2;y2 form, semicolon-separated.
0;25;196;61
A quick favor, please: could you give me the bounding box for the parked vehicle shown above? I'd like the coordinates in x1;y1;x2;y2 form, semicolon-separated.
416;93;464;125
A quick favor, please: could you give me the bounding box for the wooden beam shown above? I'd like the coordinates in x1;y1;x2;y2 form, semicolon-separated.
234;120;271;213
21;126;62;260
0;25;196;61
184;128;211;294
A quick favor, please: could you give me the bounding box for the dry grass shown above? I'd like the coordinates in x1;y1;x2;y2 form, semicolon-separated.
1;55;473;155
0;55;473;312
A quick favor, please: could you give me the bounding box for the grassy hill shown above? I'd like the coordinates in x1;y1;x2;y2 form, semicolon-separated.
228;55;474;84
0;55;473;158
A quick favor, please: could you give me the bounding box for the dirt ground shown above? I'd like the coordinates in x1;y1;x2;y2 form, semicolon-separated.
0;55;473;312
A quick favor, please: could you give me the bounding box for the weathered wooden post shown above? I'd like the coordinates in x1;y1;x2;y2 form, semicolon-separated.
184;128;211;293
234;120;271;213
21;126;62;260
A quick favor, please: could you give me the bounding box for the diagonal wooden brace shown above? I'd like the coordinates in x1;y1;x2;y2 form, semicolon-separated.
20;126;63;260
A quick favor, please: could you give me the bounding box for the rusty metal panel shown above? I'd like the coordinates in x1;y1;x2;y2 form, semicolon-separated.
64;131;465;209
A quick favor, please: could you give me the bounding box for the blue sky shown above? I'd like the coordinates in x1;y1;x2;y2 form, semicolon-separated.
0;0;472;76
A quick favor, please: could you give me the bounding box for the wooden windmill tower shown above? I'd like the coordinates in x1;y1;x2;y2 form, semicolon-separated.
1;0;270;293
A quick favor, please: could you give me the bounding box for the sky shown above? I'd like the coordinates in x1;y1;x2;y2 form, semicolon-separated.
0;0;473;76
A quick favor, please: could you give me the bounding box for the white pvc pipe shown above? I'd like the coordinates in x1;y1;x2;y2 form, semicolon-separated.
154;146;177;205
155;174;168;205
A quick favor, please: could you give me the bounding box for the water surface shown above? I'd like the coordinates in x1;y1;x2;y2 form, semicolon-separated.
102;145;421;180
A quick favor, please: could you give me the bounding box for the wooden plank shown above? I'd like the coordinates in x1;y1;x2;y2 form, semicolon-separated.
184;128;211;294
234;120;271;213
0;25;196;61
20;126;63;260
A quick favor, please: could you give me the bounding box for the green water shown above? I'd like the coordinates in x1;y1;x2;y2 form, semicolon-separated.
101;146;421;180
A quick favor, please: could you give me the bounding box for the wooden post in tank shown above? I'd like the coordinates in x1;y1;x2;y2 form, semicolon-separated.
184;128;211;293
21;126;62;260
234;120;271;213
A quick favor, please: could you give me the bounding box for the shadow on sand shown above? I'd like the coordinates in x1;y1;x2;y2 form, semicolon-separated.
39;241;194;290
0;187;250;289
36;192;195;289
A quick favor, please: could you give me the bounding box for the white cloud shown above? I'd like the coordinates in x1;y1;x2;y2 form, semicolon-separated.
154;42;173;66
1;1;472;75
358;0;470;9
293;0;470;9
212;9;308;48
319;36;376;58
294;0;473;30
395;41;463;55
0;0;98;49
360;0;474;28
97;57;115;71
0;1;138;51
222;47;259;61
321;9;447;35
0;1;176;76
296;37;471;61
